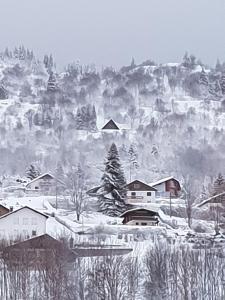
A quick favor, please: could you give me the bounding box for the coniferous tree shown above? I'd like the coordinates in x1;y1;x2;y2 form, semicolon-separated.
220;73;225;95
215;59;222;72
213;173;225;196
26;164;41;180
128;144;139;182
75;104;97;131
47;72;57;92
0;84;8;100
199;68;208;86
98;143;127;216
182;52;190;68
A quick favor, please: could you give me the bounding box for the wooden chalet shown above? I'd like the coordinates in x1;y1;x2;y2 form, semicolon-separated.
26;172;65;195
126;180;157;204
2;234;78;266
121;208;159;226
102;119;119;130
150;176;181;198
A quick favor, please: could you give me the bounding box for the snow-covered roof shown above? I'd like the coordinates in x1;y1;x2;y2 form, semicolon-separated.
150;176;177;187
26;173;65;187
120;207;159;217
197;191;225;207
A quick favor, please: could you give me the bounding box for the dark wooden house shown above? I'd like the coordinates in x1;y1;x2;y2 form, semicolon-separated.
150;176;181;198
3;234;78;267
102;119;119;130
0;204;10;217
121;208;159;226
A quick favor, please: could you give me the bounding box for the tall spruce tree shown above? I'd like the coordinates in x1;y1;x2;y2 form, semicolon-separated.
98;143;127;216
128;144;139;182
199;68;208;86
220;73;225;95
26;164;41;180
47;72;57;92
213;173;225;196
0;84;8;100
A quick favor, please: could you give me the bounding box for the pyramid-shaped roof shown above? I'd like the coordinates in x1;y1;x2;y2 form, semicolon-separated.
102;119;119;130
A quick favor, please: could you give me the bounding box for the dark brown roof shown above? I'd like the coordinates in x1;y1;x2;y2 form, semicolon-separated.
126;180;157;191
120;208;159;218
0;204;9;211
102;119;119;130
3;234;78;262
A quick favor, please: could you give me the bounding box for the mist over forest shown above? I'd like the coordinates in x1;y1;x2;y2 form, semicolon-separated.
0;48;224;200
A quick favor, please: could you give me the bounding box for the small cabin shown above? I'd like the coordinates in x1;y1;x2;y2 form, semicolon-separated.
126;180;157;204
150;176;181;198
121;208;159;226
26;173;65;195
102;119;119;130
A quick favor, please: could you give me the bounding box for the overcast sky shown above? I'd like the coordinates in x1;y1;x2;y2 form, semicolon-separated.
0;0;225;69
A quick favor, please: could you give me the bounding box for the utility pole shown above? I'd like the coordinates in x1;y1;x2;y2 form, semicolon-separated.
55;177;58;210
170;191;172;218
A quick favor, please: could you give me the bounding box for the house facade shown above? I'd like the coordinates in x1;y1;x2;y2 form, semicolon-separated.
26;173;65;195
150;176;181;198
121;208;159;226
126;180;157;204
0;206;48;240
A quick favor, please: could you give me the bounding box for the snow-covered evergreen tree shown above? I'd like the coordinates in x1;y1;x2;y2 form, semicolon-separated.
97;143;127;216
47;72;57;92
213;173;225;196
0;84;8;100
199;68;208;86
220;73;225;95
128;144;139;182
26;164;41;180
199;68;209;97
75;104;97;131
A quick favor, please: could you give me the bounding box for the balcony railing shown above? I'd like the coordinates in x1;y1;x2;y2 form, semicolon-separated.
127;196;144;200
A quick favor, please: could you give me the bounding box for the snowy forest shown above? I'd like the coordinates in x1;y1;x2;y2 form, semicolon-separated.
0;47;225;200
2;46;225;299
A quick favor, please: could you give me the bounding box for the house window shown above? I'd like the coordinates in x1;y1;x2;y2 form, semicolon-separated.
32;230;37;236
136;222;139;225
131;192;136;198
35;186;39;190
141;222;147;226
31;218;37;225
23;218;28;225
147;192;151;196
13;217;19;225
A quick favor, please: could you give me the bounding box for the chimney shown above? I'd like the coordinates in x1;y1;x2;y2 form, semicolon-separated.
9;206;13;212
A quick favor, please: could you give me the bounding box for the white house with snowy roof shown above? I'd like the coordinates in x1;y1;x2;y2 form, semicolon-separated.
126;180;157;204
149;176;181;198
0;206;48;240
26;173;65;195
